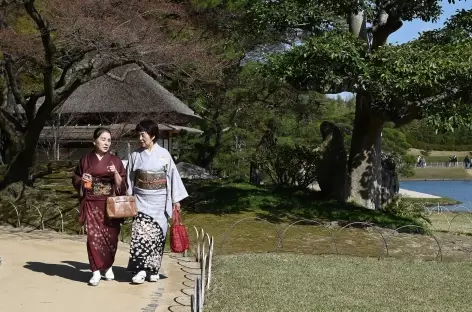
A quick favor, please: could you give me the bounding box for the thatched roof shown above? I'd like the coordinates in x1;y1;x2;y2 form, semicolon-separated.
37;64;199;118
39;123;202;142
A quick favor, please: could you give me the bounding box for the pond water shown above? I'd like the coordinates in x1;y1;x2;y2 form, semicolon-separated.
400;180;472;211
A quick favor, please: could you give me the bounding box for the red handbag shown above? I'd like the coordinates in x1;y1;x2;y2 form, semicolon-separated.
170;207;190;253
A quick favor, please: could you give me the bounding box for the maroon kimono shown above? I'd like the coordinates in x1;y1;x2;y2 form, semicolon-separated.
72;151;127;272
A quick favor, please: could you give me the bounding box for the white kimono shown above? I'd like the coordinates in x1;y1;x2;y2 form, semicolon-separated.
126;145;188;234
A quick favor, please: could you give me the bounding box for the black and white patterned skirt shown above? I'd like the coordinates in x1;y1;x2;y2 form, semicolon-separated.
127;212;165;274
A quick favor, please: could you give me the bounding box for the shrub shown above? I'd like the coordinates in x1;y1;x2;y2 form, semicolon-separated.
383;196;431;225
257;143;319;188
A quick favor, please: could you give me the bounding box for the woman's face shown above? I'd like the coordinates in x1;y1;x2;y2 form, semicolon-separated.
138;131;155;149
94;131;112;154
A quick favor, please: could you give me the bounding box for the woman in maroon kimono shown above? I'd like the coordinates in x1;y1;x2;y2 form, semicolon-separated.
72;127;127;286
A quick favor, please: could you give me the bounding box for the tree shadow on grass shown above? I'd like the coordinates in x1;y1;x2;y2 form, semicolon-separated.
255;187;422;230
183;180;270;215
183;180;422;230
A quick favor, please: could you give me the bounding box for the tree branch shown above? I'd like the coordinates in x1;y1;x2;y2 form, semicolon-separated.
3;57;25;108
0;107;25;134
54;48;95;89
392;104;421;127
54;58;139;105
371;10;403;49
24;0;55;113
348;10;368;42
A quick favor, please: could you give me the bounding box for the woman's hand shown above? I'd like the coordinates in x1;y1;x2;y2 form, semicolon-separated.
107;163;117;174
109;161;123;191
81;173;92;183
173;202;181;212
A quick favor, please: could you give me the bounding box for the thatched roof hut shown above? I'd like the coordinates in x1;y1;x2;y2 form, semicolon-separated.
38;63;200;122
40;123;203;142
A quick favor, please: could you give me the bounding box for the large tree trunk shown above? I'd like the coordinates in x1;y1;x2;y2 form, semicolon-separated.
348;93;384;210
0;115;49;189
199;118;223;170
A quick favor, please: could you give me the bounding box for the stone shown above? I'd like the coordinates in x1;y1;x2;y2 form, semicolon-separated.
315;121;348;202
380;152;399;205
176;162;219;180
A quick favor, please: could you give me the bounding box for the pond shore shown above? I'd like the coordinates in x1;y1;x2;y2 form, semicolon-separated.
398;188;441;199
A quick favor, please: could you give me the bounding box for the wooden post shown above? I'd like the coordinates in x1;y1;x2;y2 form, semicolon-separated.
207;236;214;290
194;226;200;262
201;254;206;305
196;276;202;312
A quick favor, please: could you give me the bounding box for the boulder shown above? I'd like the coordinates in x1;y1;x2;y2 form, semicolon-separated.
315;121;348;202
176;162;219;180
380;153;399;205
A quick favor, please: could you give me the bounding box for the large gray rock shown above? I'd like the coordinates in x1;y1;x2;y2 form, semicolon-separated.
380;153;399;205
315;121;348;202
176;162;219;180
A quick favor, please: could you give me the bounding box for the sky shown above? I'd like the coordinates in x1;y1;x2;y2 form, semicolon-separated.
389;0;470;44
329;0;471;100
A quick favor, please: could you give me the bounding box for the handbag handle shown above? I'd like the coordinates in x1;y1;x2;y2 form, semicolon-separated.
109;160;122;197
172;206;182;225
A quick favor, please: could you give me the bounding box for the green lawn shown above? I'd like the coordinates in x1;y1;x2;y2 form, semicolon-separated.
430;212;472;235
183;180;425;230
206;253;472;312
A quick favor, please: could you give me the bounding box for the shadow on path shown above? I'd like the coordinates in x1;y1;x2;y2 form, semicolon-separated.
23;261;132;283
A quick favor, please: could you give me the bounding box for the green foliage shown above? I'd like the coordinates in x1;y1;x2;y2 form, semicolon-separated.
239;2;472;133
366;38;472;130
383;196;431;225
382;126;415;177
257;143;319;188
402;119;472;150
266;31;367;93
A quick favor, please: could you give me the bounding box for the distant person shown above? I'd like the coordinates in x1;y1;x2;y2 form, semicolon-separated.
465;156;470;169
126;119;189;284
72;127;127;286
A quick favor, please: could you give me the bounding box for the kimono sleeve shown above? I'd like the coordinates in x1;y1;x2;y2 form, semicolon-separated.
126;153;136;196
72;158;84;193
114;156;128;196
168;156;188;203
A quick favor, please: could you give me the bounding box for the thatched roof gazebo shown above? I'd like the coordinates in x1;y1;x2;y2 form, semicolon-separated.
38;63;200;124
37;63;203;161
40;124;203;142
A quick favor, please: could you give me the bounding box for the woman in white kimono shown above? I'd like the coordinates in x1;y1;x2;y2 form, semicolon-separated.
126;119;188;284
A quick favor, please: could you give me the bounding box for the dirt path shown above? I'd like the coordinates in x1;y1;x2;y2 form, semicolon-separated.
0;226;199;312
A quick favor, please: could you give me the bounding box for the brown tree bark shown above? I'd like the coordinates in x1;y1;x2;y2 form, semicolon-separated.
347;93;384;209
344;9;402;210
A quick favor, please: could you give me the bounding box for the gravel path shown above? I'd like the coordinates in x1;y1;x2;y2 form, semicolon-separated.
0;225;198;312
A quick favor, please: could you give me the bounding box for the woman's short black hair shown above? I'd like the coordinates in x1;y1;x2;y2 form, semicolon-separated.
93;127;111;140
136;119;159;143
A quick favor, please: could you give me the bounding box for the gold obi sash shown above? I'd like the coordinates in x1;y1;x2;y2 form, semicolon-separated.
90;178;113;196
135;169;167;190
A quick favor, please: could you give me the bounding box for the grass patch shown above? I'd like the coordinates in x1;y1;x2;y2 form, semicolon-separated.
408;149;471;158
0;162;80;233
184;180;424;230
401;167;472;180
430;213;472;235
181;181;433;258
206;253;472;312
402;197;460;206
